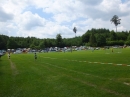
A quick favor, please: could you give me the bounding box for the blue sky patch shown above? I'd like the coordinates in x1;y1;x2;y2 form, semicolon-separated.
121;0;127;3
23;6;53;20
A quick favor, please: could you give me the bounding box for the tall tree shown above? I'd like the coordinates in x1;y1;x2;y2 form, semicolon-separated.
110;15;121;32
73;27;77;37
96;34;106;46
89;32;97;47
110;30;117;41
127;34;130;40
39;41;45;49
7;38;18;49
0;35;9;50
56;34;62;47
82;32;90;43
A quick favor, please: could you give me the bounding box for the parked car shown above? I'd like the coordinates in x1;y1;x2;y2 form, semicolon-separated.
14;50;22;54
0;50;5;56
0;52;3;56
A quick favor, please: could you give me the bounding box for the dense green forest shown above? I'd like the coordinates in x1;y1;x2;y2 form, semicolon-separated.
0;28;130;50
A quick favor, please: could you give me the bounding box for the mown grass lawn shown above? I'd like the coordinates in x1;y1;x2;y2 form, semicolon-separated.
0;48;130;97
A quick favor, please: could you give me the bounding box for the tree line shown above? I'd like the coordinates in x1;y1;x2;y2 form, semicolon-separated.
0;28;130;50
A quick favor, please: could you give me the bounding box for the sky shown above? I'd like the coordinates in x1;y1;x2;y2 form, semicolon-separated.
0;0;130;39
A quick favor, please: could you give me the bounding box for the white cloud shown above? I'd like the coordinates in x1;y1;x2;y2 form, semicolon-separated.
0;7;14;22
18;11;45;30
0;0;130;38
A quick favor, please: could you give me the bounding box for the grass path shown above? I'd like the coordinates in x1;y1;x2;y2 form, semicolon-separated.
9;59;19;76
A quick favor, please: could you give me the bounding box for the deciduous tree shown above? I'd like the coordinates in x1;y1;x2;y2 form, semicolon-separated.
110;15;121;32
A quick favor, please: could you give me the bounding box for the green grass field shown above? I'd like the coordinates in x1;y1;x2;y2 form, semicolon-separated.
0;48;130;97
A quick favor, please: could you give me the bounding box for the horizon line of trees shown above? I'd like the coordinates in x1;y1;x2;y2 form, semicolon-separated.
1;28;130;50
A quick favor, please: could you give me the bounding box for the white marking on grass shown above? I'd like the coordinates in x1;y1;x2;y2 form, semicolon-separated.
63;59;68;60
72;60;76;61
116;64;122;65
124;82;130;86
44;57;50;58
51;58;57;59
107;63;113;64
44;62;92;76
42;56;128;67
43;61;125;87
